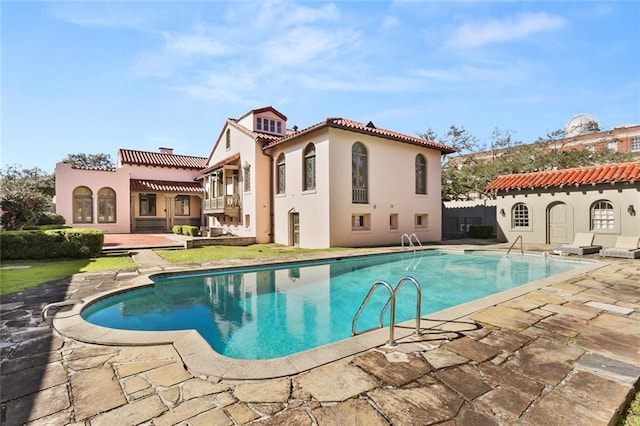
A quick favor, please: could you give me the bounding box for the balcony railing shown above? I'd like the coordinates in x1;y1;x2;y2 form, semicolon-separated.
204;195;240;216
352;188;368;204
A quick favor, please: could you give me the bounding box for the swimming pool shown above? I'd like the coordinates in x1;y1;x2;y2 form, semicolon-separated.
81;250;585;360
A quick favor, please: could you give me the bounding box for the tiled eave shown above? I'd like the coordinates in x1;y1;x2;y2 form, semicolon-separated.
130;179;203;193
199;153;241;177
119;149;207;170
262;118;456;154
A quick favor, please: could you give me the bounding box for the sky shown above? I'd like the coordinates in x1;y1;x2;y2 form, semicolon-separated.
2;1;639;173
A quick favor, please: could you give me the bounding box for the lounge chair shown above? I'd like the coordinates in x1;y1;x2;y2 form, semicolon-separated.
599;236;640;259
554;232;602;255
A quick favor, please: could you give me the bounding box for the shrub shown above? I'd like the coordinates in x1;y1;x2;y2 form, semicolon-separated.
37;212;66;226
469;224;493;239
1;228;104;260
182;225;200;237
172;225;183;235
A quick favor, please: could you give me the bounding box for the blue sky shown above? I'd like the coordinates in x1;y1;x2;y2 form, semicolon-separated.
3;1;639;173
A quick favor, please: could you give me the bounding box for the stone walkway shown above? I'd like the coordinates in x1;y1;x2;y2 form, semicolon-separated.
1;246;639;425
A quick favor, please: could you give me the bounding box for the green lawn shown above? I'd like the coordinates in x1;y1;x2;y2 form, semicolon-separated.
0;254;137;295
155;243;348;263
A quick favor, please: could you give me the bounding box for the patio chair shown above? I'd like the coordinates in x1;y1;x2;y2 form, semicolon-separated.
554;232;602;255
599;236;640;259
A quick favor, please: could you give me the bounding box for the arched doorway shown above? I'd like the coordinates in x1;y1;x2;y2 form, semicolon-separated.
547;202;572;244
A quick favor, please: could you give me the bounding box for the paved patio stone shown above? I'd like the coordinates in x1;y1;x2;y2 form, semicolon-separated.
188;408;233;426
471;306;544;331
233;378;291;403
505;351;573;385
215;391;237;408
70;365;127;420
573;328;640;365
296;362;379;402
455;405;500;426
368;383;463;425
153;395;216;426
421;347;469;369
1;361;67;402
255;409;313;425
313;398;389;425
442;336;501;363
109;345;180;363
24;409;72;426
590;312;640;336
0;351;61;375
575;353;640;384
145;362;191;387
476;386;534;420
182;378;229;399
159;386;180;405
4;383;69;426
351;350;430;387
122;375;150;394
64;345;119;362
477;362;545;398
520;389;615;425
521;336;584;363
66;353;114;371
479;329;532;353
114;360;174;377
434;364;492;401
225;402;259;424
89;395;167;426
564;370;633;410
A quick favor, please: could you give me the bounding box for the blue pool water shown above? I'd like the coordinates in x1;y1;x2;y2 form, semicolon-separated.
82;250;583;359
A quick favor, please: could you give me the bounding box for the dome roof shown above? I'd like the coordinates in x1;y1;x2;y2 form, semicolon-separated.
564;114;600;137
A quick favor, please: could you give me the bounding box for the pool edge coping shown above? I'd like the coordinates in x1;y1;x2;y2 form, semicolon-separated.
52;250;607;381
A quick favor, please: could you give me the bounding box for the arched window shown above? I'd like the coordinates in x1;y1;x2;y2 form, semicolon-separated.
591;200;614;230
303;143;316;191
276;153;286;194
512;203;529;228
73;186;93;223
415;154;427;194
97;187;116;223
352;142;368;203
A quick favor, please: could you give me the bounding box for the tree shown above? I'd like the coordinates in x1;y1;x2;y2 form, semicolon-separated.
61;153;114;169
0;165;55;230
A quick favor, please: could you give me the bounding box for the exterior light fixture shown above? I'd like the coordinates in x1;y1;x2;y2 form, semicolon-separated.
499;208;505;217
628;205;636;216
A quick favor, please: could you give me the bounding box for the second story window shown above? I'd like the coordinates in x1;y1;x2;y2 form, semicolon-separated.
415;154;426;195
352;142;368;203
303;143;316;191
243;164;251;192
276;153;286;194
225;129;231;149
277;121;282;134
631;137;640;152
256;117;262;131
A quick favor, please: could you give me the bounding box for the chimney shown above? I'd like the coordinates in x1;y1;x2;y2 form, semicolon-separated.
159;147;174;154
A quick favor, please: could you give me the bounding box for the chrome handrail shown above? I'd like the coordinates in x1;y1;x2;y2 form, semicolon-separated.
507;235;524;257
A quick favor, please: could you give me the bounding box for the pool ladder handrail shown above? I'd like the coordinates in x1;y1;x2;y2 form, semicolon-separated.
42;299;84;321
352;276;422;346
401;233;424;252
507;235;524;257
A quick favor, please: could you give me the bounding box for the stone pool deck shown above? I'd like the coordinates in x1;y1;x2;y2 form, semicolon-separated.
1;243;639;425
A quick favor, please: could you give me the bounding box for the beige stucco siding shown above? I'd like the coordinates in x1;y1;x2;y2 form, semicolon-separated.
55;162;131;233
494;185;640;247
327;128;442;247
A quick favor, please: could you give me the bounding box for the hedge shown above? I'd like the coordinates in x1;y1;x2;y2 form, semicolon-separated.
172;225;183;235
182;225;200;237
469;224;494;239
1;229;104;260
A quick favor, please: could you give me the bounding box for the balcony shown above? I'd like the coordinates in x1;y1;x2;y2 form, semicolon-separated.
352;188;368;204
204;194;240;217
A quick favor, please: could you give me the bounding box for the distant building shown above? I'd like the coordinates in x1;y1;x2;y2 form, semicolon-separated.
55;148;207;233
451;114;640;167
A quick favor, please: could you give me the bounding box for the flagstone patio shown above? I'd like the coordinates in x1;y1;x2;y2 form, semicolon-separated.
1;243;639;425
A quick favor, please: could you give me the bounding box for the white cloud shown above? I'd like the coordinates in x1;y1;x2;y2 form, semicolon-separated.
447;12;567;49
382;16;400;30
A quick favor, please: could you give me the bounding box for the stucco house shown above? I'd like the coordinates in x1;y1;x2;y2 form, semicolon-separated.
55;148;207;233
485;161;640;247
200;106;455;248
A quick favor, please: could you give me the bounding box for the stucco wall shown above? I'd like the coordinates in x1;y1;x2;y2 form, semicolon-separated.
54;162;131;233
494;184;640;247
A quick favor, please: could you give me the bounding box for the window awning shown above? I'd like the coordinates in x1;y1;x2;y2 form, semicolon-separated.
130;179;203;193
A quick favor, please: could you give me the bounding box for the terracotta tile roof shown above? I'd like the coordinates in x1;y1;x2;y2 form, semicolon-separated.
199;153;241;176
119;149;207;169
130;179;203;193
262;118;456;154
486;161;640;192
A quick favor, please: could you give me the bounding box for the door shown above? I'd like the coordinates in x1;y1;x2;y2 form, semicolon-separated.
290;213;300;246
547;202;569;244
